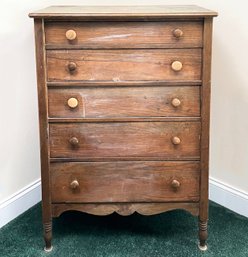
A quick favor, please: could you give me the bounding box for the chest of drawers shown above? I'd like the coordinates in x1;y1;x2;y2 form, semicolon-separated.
29;5;217;252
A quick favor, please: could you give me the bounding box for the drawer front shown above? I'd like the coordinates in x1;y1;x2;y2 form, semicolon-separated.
50;161;200;203
49;122;200;159
45;21;203;48
48;86;200;118
46;49;201;82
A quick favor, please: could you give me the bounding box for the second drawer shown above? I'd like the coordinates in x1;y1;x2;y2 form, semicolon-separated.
46;49;202;82
48;86;200;118
49;122;200;159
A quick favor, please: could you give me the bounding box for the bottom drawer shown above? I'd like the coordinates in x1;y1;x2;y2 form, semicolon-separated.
50;161;200;203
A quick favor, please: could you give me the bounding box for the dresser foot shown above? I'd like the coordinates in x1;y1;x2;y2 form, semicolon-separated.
198;220;208;251
44;246;53;252
43;222;52;252
198;243;207;251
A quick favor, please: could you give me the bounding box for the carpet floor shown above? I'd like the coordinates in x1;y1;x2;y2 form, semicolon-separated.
0;201;247;257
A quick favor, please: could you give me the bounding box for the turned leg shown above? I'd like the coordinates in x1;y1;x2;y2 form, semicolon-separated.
43;221;53;252
198;219;208;251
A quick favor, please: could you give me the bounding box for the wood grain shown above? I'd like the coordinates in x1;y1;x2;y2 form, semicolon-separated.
48;86;200;118
45;21;203;49
52;202;200;217
50;161;200;203
46;49;202;82
49;122;201;159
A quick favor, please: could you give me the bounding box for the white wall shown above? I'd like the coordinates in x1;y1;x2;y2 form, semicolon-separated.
0;0;248;214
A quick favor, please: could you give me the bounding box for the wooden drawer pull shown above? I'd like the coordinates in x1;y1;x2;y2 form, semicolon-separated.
69;137;79;147
171;179;181;190
171;136;181;145
68;62;77;72
171;98;181;108
171;61;183;72
66;29;77;41
67;97;78;108
70;179;79;189
173;28;183;38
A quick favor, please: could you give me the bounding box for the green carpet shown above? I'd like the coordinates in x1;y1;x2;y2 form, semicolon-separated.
0;201;247;257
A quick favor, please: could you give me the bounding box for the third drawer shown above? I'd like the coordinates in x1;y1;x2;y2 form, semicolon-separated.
48;86;200;118
49;121;201;159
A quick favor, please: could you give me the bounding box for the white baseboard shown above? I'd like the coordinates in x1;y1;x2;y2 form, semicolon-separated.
0;177;247;229
0;179;41;228
209;177;248;218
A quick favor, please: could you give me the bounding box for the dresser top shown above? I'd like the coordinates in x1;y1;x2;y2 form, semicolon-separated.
29;5;217;19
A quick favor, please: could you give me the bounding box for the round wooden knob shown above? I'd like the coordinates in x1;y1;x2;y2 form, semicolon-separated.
66;30;77;41
171;98;181;108
173;28;183;38
68;62;77;72
171;136;181;145
69;137;79;147
171;61;183;72
67;97;78;109
70;179;79;189
171;179;181;190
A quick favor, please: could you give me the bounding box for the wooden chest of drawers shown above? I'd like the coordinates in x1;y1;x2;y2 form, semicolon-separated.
29;5;217;252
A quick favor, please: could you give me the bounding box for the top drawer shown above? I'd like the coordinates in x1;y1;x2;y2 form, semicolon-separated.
45;21;203;49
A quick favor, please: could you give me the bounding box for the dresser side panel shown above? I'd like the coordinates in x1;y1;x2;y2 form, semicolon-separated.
200;17;213;221
34;19;51;221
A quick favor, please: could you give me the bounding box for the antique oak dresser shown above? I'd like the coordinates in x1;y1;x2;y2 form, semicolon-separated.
29;5;217;252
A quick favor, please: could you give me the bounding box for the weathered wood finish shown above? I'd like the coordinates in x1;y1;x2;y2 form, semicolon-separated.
45;21;203;49
30;5;217;251
46;49;202;82
50;161;200;203
49;122;201;159
48;86;200;118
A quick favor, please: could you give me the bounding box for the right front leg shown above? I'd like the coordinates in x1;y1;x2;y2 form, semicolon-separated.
44;220;53;252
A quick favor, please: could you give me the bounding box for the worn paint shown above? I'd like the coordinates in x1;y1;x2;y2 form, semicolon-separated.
91;34;132;41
